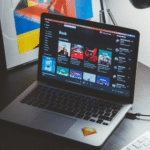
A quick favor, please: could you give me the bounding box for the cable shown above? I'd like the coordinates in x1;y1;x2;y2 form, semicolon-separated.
125;113;150;120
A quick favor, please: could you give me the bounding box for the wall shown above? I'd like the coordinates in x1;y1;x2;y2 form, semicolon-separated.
104;0;150;68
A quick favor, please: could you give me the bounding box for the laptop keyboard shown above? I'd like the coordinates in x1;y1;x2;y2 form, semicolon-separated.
20;85;122;125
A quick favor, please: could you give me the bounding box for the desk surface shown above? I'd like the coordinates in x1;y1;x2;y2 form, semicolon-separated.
0;62;150;150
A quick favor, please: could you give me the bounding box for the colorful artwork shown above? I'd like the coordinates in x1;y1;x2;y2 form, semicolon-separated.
14;1;47;54
13;0;93;54
82;127;97;136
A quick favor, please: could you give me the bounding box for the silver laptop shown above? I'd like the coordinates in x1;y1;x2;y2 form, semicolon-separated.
0;13;140;147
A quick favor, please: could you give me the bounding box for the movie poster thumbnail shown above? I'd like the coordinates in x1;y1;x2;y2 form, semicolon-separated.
58;41;71;57
97;75;110;86
42;56;56;73
98;49;112;66
70;69;82;80
57;66;69;76
84;48;98;62
83;72;96;83
71;44;84;60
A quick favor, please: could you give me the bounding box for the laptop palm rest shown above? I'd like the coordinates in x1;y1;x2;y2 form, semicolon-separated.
29;111;77;135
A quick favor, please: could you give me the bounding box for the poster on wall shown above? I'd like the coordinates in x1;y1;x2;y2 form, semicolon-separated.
0;0;93;70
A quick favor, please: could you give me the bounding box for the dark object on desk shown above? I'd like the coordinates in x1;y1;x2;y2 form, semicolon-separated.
129;0;150;9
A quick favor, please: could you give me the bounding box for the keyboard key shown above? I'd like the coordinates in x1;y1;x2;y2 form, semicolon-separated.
61;105;68;110
42;101;50;105
83;116;90;120
126;144;138;150
104;112;111;117
79;110;86;115
48;102;56;107
112;106;121;110
98;111;105;115
73;108;80;113
92;109;99;114
90;119;95;122
138;137;145;143
105;108;112;113
92;113;98;118
76;113;84;119
139;146;149;150
85;111;92;116
67;107;73;111
144;140;150;146
96;119;103;124
54;104;62;108
98;116;112;121
132;141;143;148
102;122;109;125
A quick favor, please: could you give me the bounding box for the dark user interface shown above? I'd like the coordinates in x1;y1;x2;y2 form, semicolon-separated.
41;18;136;97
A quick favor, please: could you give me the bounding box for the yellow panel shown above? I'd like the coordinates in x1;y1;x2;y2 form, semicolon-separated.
17;28;40;54
28;0;39;7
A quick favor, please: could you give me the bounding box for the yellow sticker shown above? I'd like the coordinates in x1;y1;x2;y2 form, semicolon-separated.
82;127;97;136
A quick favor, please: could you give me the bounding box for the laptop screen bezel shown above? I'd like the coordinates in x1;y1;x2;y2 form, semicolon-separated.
38;13;140;104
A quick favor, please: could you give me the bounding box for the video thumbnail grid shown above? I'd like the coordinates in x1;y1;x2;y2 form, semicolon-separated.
42;55;110;86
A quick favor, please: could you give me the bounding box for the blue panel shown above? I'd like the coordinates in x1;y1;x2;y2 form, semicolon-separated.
14;12;40;35
75;0;93;20
39;0;44;3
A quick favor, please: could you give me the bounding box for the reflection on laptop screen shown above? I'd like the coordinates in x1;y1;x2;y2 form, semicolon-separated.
41;18;136;98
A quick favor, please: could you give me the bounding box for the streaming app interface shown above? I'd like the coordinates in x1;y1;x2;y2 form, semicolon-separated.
41;18;136;97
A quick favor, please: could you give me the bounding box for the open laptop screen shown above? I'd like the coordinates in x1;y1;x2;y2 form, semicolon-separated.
39;13;139;100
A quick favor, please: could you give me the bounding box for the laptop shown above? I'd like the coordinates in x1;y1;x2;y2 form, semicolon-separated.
0;13;140;147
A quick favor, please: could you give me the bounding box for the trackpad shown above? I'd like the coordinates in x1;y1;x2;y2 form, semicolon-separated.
29;112;77;135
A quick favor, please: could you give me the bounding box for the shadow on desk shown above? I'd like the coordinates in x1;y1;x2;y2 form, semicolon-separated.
0;119;102;150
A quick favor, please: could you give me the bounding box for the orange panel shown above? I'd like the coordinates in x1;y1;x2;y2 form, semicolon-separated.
16;2;48;21
49;0;76;18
